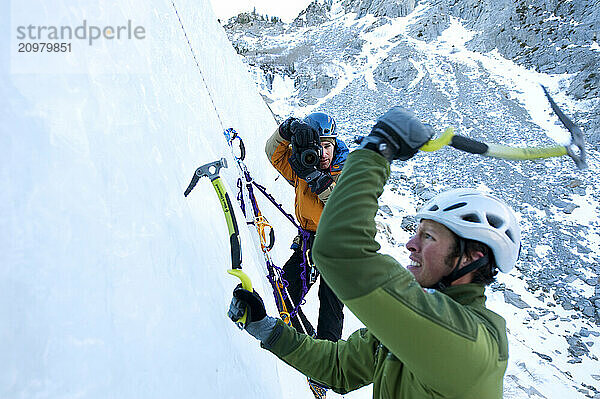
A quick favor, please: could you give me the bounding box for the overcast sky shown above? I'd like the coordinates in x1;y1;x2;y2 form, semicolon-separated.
210;0;314;22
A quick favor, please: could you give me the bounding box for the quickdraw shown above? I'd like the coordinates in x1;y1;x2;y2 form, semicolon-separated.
224;128;315;336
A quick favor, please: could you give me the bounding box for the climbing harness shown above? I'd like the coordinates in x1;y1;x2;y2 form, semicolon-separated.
224;127;315;336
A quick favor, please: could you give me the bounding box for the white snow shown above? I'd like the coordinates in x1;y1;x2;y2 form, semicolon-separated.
488;273;600;397
534;244;553;258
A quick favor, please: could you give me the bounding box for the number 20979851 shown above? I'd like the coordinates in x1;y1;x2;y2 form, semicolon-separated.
18;42;72;52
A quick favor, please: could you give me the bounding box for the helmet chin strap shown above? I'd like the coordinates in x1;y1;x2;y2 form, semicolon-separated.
434;239;489;290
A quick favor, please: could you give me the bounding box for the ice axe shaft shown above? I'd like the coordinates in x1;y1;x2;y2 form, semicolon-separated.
420;86;587;169
184;158;252;327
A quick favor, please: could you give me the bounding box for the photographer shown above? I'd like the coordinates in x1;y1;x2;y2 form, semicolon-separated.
265;112;349;397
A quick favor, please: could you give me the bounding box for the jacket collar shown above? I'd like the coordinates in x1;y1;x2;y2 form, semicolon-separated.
440;284;486;307
330;138;349;173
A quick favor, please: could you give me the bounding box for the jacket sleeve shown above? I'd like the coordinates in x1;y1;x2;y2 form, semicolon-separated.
265;128;296;185
263;320;377;394
312;149;504;397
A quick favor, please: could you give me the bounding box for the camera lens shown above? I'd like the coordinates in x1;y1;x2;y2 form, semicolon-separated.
301;148;319;167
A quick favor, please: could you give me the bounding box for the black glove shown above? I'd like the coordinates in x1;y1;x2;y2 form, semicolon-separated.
288;153;334;194
278;117;299;141
228;285;277;342
307;172;334;195
359;107;434;162
228;285;267;325
290;120;320;151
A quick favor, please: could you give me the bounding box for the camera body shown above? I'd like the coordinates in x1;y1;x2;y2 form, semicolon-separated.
300;143;322;168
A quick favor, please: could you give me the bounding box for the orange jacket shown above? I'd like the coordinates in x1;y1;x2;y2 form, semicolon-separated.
265;128;345;232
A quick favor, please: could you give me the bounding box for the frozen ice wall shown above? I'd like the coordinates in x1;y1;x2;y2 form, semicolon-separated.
1;0;294;397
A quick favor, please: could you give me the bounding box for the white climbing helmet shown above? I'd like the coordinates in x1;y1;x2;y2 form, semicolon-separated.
415;188;521;273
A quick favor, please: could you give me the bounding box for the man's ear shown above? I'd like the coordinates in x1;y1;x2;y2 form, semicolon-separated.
460;250;484;268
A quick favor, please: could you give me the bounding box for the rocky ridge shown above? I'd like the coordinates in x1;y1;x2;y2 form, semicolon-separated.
223;0;600;396
224;0;599;141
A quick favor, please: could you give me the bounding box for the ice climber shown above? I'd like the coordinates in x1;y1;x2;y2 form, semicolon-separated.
230;107;520;398
264;112;350;397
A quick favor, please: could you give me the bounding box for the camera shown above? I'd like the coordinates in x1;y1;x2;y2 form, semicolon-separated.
300;144;322;168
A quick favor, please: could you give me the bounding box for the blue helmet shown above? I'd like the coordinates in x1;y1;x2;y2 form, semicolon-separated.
303;112;337;139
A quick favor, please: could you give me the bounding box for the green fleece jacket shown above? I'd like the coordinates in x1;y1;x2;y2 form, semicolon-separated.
262;149;508;398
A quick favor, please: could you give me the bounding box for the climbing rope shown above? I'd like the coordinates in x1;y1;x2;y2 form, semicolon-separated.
170;0;225;130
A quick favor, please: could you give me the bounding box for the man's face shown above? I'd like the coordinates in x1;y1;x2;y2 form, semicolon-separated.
319;140;335;170
405;219;458;288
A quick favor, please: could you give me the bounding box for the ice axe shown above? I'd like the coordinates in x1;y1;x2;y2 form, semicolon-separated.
420;85;587;169
184;158;252;327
